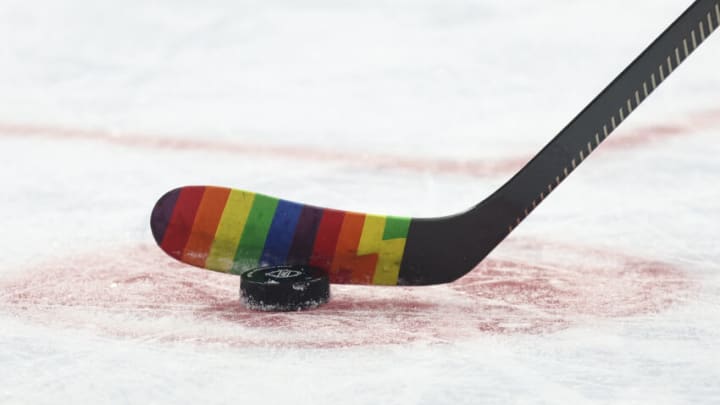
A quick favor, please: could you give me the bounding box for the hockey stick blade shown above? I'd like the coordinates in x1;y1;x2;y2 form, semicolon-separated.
151;0;720;286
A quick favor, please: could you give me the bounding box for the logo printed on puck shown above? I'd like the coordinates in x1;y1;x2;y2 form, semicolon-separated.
266;269;303;279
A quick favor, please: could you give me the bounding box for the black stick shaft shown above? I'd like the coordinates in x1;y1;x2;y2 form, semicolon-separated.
399;0;720;285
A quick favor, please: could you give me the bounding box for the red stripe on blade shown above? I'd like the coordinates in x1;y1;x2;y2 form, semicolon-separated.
309;209;346;273
160;186;206;260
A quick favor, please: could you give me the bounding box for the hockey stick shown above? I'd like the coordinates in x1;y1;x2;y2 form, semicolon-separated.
151;0;720;286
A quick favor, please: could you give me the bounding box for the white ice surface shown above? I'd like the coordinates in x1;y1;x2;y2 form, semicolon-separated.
1;0;720;404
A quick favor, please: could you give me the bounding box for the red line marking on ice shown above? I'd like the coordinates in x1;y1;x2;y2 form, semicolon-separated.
0;123;525;177
0;240;691;348
0;108;717;177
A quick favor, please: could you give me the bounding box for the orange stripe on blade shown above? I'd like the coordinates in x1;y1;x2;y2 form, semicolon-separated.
330;213;378;284
181;187;232;267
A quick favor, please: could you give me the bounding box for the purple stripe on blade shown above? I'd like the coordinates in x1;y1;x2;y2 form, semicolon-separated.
286;205;324;265
150;188;182;246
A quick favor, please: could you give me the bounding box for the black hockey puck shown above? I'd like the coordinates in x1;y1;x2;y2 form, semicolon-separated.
240;265;330;311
